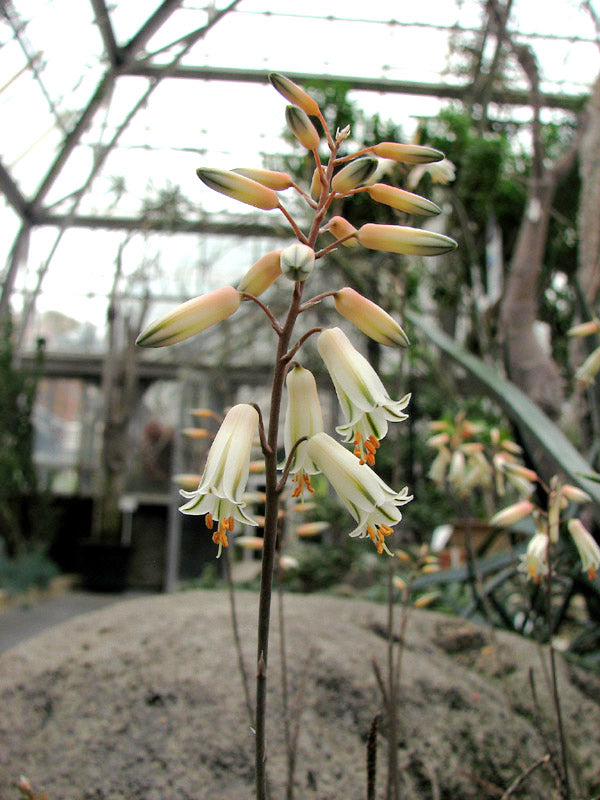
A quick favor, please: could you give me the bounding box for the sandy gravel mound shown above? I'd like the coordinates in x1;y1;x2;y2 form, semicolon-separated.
0;590;598;799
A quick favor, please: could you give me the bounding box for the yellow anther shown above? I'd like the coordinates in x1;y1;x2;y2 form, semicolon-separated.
205;513;214;530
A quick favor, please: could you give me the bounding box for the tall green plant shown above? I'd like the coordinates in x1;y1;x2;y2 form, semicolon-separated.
0;315;46;556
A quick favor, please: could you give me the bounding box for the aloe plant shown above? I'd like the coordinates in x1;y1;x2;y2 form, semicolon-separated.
406;309;600;507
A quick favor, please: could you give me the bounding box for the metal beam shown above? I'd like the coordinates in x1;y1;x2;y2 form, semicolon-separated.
121;65;587;112
89;0;121;67
121;0;183;64
34;211;289;238
0;159;34;221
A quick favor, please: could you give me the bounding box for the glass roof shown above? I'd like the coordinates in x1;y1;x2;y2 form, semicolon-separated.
1;0;599;352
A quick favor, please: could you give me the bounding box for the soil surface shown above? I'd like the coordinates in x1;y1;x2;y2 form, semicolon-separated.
0;590;599;799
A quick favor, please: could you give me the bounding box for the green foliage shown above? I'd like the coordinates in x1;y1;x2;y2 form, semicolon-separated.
0;541;59;595
0;316;49;556
285;539;364;593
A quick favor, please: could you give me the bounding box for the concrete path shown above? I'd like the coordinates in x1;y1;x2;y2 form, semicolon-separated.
0;591;145;653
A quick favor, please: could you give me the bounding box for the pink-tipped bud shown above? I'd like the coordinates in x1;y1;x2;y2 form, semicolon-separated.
196;168;279;210
501;462;539;483
489;500;535;528
285;105;320;150
333;287;409;347
296;521;330;537
575;346;600;386
235;536;265;551
357;223;457;256
269;72;320;116
172;473;203;490
238;250;282;297
561;484;592;504
567;320;600;338
427;432;450;448
233;167;293;191
136;286;241;347
366;183;441;216
323;216;360;247
331;157;378;194
372;142;444;164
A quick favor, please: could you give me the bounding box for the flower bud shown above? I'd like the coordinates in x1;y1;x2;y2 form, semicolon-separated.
172;473;203;490
323;216;359;247
357;223;457;256
285;105;320;150
196;168;279;210
269;72;320;116
235;536;264;551
233;167;293;191
296;521;330;537
576;345;600;386
568;518;600;580
238;250;282;297
333;287;409;347
561;484;592;504
489;500;535;528
310;167;323;201
136;286;241;347
331;157;378;194
567;320;600;338
366;183;441;216
281;243;315;282
372;142;444;164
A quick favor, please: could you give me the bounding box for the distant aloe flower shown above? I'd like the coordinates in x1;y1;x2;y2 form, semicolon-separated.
358;223;457;256
489;500;535;528
283;365;323;497
575;345;600;386
519;531;549;582
317;327;410;464
136;286;241;347
407;158;456;189
333;288;409;347
306;432;412;554
179;404;259;556
568;519;600;580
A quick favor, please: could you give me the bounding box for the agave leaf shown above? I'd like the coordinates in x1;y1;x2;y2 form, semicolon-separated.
406;310;600;507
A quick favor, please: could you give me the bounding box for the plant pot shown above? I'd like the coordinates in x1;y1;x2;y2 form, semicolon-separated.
79;540;132;593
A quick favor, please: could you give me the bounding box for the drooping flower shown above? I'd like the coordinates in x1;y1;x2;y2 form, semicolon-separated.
179;404;259;556
519;531;549;582
283;365;324;498
568;519;600;580
306;432;412;554
136;286;241;347
333;287;409;347
317;327;410;463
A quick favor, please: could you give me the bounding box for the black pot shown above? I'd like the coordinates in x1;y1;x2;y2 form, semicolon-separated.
79;540;132;593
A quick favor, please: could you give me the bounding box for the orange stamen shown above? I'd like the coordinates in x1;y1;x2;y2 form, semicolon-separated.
205;513;214;530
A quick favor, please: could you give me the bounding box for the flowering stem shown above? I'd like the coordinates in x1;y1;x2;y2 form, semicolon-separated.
255;280;304;800
278;203;309;244
241;292;283;335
